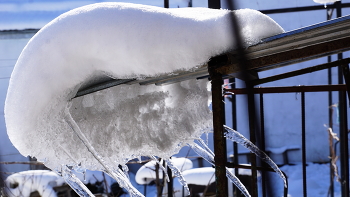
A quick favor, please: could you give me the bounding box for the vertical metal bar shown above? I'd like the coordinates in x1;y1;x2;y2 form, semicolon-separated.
167;165;173;197
188;0;192;7
230;78;241;197
247;86;259;197
328;55;335;197
211;69;228;197
209;5;226;197
339;88;349;196
260;93;268;197
301;92;307;197
208;0;220;9
336;3;349;195
342;63;350;102
327;8;335;197
164;0;169;8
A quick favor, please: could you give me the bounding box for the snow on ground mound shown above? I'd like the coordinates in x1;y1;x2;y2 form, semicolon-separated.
4;170;65;197
313;0;339;4
5;2;283;171
135;157;193;184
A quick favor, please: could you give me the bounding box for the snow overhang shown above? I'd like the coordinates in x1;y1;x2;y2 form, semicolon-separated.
74;13;350;98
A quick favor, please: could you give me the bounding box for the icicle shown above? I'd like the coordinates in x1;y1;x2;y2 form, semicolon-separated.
64;104;144;197
59;165;94;197
188;143;214;165
165;159;190;196
224;125;287;188
188;143;251;197
226;168;251;197
196;139;215;157
205;132;209;145
150;155;169;182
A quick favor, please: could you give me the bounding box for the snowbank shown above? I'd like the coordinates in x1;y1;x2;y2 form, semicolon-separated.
4;170;65;197
313;0;339;4
5;2;283;172
135;157;192;184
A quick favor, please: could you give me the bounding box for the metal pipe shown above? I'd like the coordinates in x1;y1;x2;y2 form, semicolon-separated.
301;92;307;197
250;58;350;86
336;3;350;196
260;3;350;14
164;0;169;8
224;84;347;94
208;0;220;9
260;93;267;197
210;66;228;197
247;86;259;197
167;165;173;197
327;8;335;197
229;78;241;197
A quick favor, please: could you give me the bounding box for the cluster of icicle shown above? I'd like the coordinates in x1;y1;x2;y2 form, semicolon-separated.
59;104;286;197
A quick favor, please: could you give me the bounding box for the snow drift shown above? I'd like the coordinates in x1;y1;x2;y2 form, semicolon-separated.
135;157;193;185
313;0;339;4
4;170;65;197
5;2;283;173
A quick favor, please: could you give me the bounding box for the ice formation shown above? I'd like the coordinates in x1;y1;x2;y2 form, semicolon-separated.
4;2;284;196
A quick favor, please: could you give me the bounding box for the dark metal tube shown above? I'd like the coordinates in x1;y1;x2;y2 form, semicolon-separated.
327;8;335;197
229;78;241;197
164;0;169;8
247;86;259;197
208;0;220;9
167;165;173;197
260;93;269;197
225;84;347;94
301;92;307;197
211;70;228;197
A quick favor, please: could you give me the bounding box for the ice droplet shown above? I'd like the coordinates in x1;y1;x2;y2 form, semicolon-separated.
224;125;287;188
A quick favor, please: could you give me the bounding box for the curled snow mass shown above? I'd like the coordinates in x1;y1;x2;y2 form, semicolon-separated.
5;2;284;171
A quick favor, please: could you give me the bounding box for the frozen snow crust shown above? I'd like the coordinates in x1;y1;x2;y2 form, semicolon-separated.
5;2;284;171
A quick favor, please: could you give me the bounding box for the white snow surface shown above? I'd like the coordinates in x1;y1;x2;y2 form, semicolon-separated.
4;2;284;172
313;0;339;4
180;167;258;186
135;157;192;184
4;170;65;197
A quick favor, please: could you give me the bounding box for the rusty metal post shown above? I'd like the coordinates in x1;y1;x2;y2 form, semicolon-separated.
209;62;228;197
